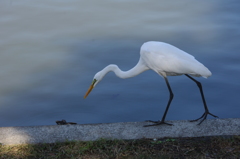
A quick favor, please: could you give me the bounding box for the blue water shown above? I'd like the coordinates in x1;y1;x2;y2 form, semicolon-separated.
0;0;239;127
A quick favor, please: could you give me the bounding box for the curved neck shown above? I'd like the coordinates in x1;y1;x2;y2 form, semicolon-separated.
101;59;149;79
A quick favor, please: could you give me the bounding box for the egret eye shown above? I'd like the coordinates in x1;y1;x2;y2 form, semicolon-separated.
92;79;97;85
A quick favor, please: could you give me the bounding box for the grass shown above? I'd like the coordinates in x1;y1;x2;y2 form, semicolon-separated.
0;136;239;159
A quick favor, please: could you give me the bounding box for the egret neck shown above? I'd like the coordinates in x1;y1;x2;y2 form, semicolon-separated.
101;59;149;79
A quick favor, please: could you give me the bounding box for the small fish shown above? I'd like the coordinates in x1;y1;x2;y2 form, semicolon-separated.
56;119;77;125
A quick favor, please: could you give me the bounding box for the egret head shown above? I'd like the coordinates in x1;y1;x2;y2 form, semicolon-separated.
84;71;104;98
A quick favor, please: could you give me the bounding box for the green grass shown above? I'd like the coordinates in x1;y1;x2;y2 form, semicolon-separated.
0;136;239;159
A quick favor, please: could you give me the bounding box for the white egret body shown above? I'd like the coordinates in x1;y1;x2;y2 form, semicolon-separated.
84;41;218;126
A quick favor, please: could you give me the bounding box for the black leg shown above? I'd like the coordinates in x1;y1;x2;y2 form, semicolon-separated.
144;77;174;127
185;74;218;125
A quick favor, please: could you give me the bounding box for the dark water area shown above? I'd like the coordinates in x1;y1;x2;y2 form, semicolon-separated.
0;0;239;127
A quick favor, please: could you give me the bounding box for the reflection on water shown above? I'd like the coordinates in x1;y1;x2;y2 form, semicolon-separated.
0;0;240;127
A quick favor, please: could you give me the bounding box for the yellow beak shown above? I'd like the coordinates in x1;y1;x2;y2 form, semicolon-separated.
84;84;94;98
84;79;97;99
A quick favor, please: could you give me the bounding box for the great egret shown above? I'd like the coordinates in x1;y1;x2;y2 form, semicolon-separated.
84;41;218;126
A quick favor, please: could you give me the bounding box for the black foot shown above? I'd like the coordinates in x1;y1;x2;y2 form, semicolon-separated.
144;120;173;127
190;111;218;125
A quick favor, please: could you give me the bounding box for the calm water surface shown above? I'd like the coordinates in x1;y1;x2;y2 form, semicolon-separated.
0;0;240;127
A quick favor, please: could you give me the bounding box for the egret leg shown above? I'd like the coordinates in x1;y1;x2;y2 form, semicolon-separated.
144;77;173;127
185;74;218;125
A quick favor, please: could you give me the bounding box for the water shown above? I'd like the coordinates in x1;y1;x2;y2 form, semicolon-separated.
0;0;239;127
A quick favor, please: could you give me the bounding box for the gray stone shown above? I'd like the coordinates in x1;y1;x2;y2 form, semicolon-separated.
0;118;239;145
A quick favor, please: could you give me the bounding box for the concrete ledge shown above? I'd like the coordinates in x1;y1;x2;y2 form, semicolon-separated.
0;118;239;145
